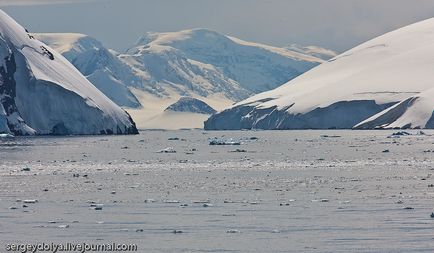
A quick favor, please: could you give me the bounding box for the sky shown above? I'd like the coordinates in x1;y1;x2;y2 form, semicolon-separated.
3;0;434;53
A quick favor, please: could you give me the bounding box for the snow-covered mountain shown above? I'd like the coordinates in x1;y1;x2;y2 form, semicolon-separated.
34;33;142;108
131;29;324;93
37;29;326;129
0;10;137;135
205;18;434;130
120;41;250;102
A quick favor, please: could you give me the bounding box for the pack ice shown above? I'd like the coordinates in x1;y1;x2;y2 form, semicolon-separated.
0;10;138;135
205;18;434;130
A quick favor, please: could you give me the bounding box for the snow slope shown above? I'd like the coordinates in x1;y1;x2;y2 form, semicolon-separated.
286;44;337;60
33;29;328;130
131;29;324;93
355;88;434;129
120;44;250;102
0;10;137;135
34;33;141;108
205;18;434;130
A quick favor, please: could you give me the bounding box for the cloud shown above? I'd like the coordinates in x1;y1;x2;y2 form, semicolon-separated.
0;0;98;6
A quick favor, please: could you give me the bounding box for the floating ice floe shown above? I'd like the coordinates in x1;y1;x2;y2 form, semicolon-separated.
193;200;210;204
388;131;428;138
391;131;412;136
209;138;241;146
23;199;38;204
157;147;176;153
0;133;14;138
229;149;247;153
320;135;341;138
226;229;240;233
90;204;103;210
163;200;180;204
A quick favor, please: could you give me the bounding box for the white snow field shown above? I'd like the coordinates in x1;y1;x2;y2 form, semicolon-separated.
355;87;434;129
129;29;324;94
36;29;328;130
1;130;434;252
286;44;338;60
205;18;434;130
0;10;137;135
34;33;142;108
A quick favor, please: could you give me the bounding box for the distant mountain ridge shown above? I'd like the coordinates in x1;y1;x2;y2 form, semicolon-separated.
131;29;324;94
37;28;332;129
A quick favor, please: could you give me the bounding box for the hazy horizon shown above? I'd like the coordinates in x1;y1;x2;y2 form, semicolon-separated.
3;0;434;52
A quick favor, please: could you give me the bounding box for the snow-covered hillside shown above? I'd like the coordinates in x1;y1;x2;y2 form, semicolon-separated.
0;10;137;135
131;29;324;93
120;44;250;102
205;18;434;130
36;29;326;129
286;44;337;60
35;33;141;108
355;88;434;129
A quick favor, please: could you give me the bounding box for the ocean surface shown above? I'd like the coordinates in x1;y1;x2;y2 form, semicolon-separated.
1;130;433;253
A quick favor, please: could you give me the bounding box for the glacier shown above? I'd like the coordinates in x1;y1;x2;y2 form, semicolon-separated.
0;10;138;135
38;29;325;106
355;88;434;129
34;33;142;108
205;18;434;130
131;29;324;94
37;29;328;129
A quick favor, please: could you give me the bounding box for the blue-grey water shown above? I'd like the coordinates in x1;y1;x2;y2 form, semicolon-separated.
0;130;433;253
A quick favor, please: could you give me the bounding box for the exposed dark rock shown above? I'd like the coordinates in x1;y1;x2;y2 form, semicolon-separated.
0;51;30;135
165;97;216;114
